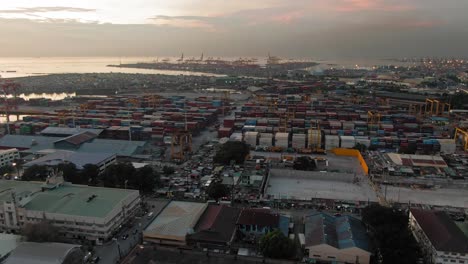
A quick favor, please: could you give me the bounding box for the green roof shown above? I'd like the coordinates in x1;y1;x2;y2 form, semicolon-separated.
24;184;137;218
0;180;138;219
0;181;42;203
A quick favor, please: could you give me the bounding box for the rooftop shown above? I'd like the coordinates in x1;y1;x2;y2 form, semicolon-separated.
4;242;81;264
0;233;21;259
411;209;468;253
0;180;42;203
23;150;114;169
237;208;279;228
304;213;370;252
190;205;241;244
0;135;58;153
77;139;146;156
23;183;138;218
40;127;103;137
144;201;207;241
54;131;97;147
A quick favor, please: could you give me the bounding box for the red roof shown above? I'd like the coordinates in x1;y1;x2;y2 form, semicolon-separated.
411;209;468;253
237;208;279;227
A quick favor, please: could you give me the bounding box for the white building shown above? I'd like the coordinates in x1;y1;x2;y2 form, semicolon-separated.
0;176;140;244
409;209;468;264
0;149;20;168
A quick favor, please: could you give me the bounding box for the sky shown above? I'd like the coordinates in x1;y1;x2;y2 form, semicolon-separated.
0;0;467;58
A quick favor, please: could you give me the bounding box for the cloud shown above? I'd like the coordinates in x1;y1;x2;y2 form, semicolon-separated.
334;0;412;12
0;6;96;14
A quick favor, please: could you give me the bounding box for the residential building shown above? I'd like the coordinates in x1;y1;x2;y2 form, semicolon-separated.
304;213;371;264
237;208;289;240
0;176;140;244
4;242;83;264
409;209;468;264
0;149;20;168
188;205;241;249
143;201;207;246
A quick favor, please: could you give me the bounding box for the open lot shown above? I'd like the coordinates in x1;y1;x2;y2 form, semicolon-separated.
265;167;378;202
384;186;468;208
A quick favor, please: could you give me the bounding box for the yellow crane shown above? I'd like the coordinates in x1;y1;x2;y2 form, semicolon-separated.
454;127;468;151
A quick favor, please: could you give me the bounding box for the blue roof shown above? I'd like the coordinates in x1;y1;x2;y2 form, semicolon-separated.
304;213;370;252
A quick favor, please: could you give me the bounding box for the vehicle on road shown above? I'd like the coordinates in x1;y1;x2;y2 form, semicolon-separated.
91;256;100;263
122;234;129;240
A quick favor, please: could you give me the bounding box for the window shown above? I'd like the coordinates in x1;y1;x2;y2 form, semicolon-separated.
313;255;321;257
327;256;336;259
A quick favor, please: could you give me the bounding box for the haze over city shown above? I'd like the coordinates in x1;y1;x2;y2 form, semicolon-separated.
0;0;468;58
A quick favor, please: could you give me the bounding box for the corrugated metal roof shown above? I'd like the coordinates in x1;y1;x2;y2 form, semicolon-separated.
40;127;103;136
304;213;370;252
23;150;115;169
5;242;81;264
144;201;207;241
77;139;146;157
0;135;59;152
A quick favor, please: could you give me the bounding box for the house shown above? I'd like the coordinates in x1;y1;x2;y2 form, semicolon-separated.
304;213;371;264
237;208;289;240
188;205;241;249
0;149;20;168
409;209;468;264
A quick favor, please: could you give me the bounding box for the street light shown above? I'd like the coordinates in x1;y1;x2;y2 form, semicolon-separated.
12;162;20;179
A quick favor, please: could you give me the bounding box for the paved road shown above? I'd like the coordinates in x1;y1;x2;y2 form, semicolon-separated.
93;199;168;264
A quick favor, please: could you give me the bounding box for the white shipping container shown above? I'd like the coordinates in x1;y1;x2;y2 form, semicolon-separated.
244;132;259;146
340;136;356;148
437;139;456;154
259;133;273;146
325;135;340;150
292;134;307;149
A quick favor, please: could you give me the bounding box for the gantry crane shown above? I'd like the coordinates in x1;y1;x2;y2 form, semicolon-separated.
171;130;192;161
425;98;451;116
454;128;468;152
367;111;381;130
279;107;295;133
0;79;20;134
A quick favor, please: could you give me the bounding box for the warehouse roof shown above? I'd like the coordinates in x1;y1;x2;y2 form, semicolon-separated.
23;150;115;169
0;135;58;152
77;139;146;156
190;205;241;244
304;213;370;252
0;233;21;259
144;201;207;242
4;242;81;264
0;180;42;203
410;209;468;253
24;183;138;218
237;208;279;228
54;132;97;147
40;127;103;137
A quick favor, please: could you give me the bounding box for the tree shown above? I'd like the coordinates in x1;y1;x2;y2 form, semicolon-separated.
213;141;250;165
162;166;175;175
130;165;160;193
207;182;230;201
56;162;78;183
80;164;100;185
353;143;367;152
259;230;296;259
362;205;420;264
21;165;50;181
101;162;135;188
293;156;316;171
22;220;62;242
